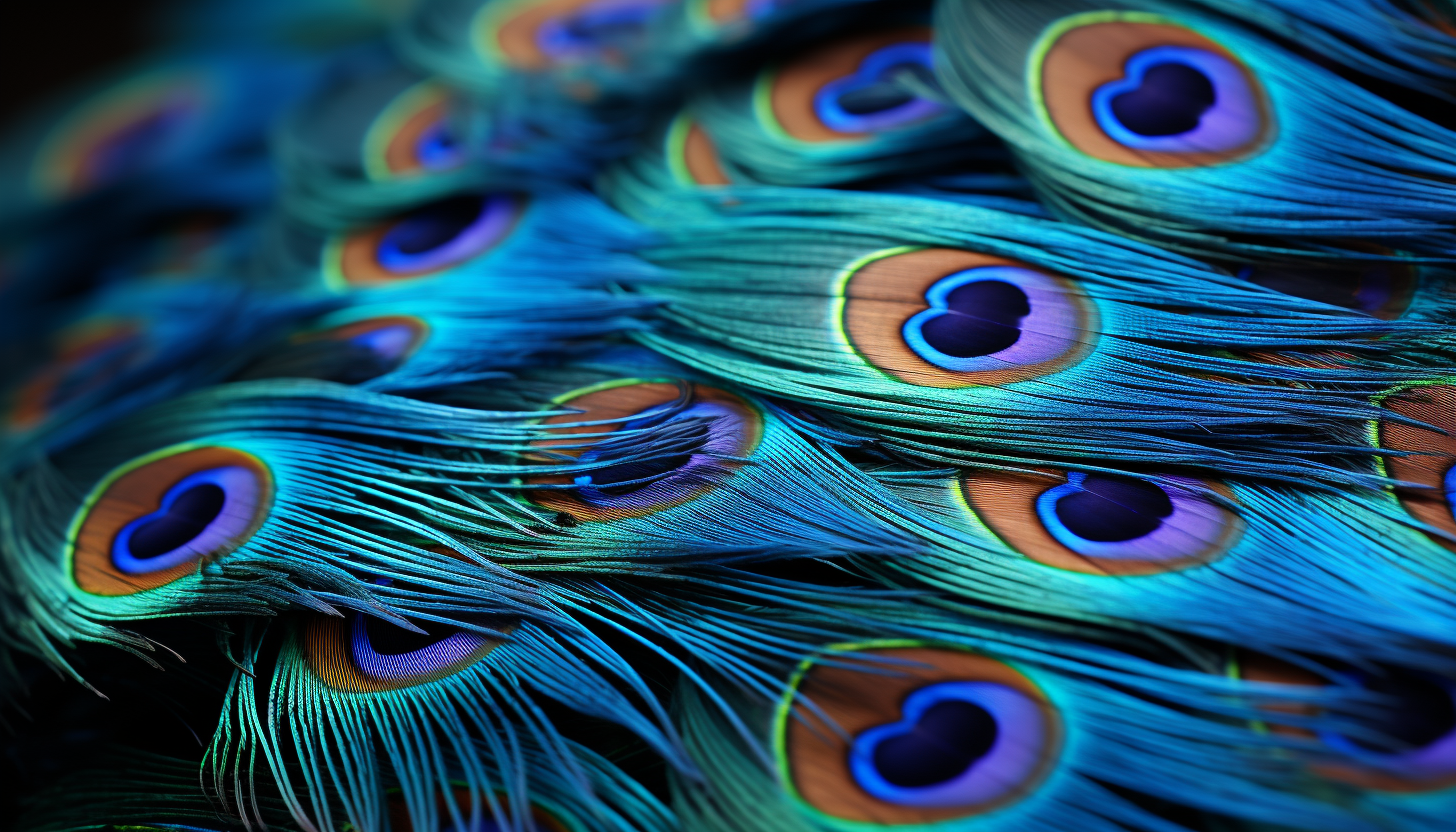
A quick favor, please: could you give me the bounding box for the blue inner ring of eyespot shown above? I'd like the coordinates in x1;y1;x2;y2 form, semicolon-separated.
814;42;944;134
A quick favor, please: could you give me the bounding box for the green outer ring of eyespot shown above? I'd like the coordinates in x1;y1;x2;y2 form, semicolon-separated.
751;66;794;143
470;0;536;68
664;111;698;186
944;472;1029;561
546;376;675;409
31;70;207;199
1025;10;1185;155
514;375;767;510
772;638;1052;831
62;440;271;600
685;0;718;35
774;639;927;832
320;234;350;293
362;80;445;182
828;244;923;385
508;376;674;491
1367;377;1456;480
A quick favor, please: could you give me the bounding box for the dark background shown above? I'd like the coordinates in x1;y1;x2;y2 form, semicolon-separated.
0;0;169;130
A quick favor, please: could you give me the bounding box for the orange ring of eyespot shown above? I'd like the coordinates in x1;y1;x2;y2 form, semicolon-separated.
769;27;935;142
1233;651;1322;740
1313;752;1456;792
1379;385;1456;552
784;646;1061;824
70;446;274;596
1234;652;1456;792
704;0;752;23
384;89;453;177
1237;245;1418;322
303;614;508;694
679;119;731;185
495;0;655;71
388;787;574;832
960;469;1241;576
332;196;523;287
307;315;430;357
41;77;205;198
842;248;1097;388
526;381;763;522
1040;21;1271;167
7;321;143;431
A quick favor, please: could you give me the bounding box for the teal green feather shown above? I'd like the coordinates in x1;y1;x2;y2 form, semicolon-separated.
8;2;1456;830
933;0;1456;260
622;188;1440;484
854;463;1456;670
667;631;1398;832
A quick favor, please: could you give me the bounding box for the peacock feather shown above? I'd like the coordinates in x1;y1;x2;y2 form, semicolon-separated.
6;1;1456;831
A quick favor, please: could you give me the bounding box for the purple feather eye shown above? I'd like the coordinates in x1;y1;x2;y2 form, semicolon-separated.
1091;46;1260;153
1320;672;1456;786
376;195;517;273
535;0;665;62
414;120;462;171
349;614;497;684
232;317;429;386
83;102;196;189
8;321;147;431
368;82;463;179
962;469;1240;575
779;645;1060;823
844;250;1096;388
110;466;263;576
529;381;764;522
769;28;940;143
1037;20;1270;167
1238;258;1416;320
70;446;274;596
332;194;522;288
902;266;1084;374
39;75;205;198
850;681;1050;807
570;401;741;507
814;42;945;134
1035;472;1230;563
306;612;508;693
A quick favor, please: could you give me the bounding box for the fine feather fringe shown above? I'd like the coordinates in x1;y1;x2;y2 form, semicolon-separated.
622;187;1444;486
935;0;1456;259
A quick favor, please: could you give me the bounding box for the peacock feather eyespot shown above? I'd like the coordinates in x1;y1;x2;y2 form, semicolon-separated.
6;319;148;432
324;193;523;289
961;468;1241;576
695;0;777;25
1376;384;1456;549
1315;670;1456;792
841;247;1096;388
761;27;944;143
34;71;206;199
1237;250;1418;321
527;380;763;521
1233;654;1456;791
67;445;273;596
363;81;464;181
666;112;732;186
387;786;577;832
1031;12;1271;168
233;316;429;385
777;643;1060;823
480;0;673;73
305;612;509;693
